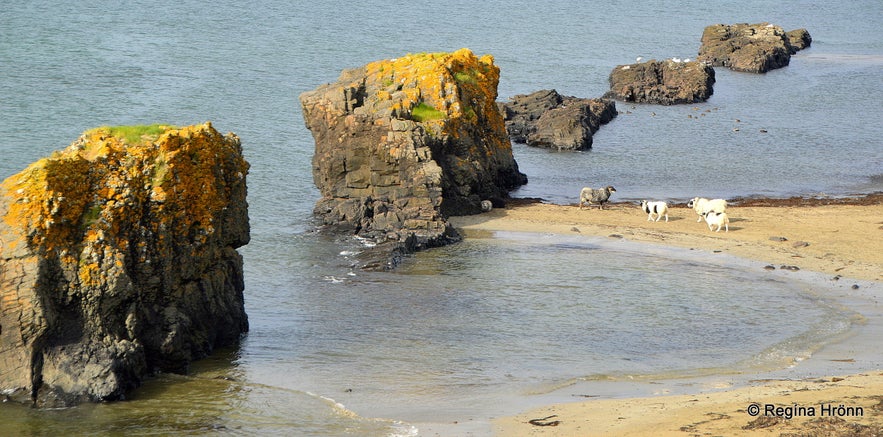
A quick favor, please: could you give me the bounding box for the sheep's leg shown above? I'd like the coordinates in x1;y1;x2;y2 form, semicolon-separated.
663;213;669;222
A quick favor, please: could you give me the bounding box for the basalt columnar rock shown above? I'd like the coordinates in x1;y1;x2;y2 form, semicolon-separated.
698;23;812;73
300;49;527;265
497;89;617;151
0;123;249;407
605;59;716;105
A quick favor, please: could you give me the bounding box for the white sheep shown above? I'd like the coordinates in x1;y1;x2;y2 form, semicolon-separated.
641;200;669;222
687;197;727;222
579;186;616;210
703;211;730;232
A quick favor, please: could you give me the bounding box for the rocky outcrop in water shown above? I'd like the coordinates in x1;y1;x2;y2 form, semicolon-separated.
605;59;716;105
300;49;527;267
698;23;812;73
0;122;249;407
498;89;617;151
786;28;812;52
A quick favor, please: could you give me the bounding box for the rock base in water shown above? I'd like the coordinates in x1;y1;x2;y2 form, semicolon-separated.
605;60;715;105
698;23;812;73
300;49;527;267
0;122;249;407
498;89;617;150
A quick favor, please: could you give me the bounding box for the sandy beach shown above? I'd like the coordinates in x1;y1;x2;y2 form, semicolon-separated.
448;194;883;436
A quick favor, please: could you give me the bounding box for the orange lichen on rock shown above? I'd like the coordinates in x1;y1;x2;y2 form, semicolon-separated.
2;123;247;256
0;122;250;407
301;48;526;267
360;48;508;144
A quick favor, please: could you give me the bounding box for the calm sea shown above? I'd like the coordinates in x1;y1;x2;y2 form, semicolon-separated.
1;0;881;435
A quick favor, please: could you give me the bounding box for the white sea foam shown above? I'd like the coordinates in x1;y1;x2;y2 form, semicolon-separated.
354;236;377;248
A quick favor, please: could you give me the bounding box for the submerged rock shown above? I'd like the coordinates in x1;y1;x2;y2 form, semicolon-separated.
498;89;617;150
300;49;527;267
0;123;249;407
698;23;812;73
605;59;715;105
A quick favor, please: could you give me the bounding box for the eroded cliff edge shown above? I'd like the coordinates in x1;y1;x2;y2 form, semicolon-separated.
300;49;527;267
0;122;249;407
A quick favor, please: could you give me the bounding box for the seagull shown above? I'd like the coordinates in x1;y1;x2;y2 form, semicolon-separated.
636;56;643;62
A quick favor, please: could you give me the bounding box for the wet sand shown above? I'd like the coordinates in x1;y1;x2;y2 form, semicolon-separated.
447;194;883;436
451;194;883;282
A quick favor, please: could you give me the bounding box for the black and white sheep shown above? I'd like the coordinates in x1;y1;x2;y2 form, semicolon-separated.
579;186;616;210
641;200;669;222
703;211;730;232
687;197;727;222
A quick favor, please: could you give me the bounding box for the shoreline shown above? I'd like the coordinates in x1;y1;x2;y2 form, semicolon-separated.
451;194;883;282
446;195;883;436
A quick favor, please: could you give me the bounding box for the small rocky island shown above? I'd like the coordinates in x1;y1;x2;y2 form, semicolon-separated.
698;23;812;73
498;89;617;150
605;59;716;105
0;123;250;407
300;49;527;267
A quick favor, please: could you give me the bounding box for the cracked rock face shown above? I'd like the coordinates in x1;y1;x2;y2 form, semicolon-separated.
0;122;249;407
300;49;526;265
605;60;716;105
498;89;617;150
698;23;812;73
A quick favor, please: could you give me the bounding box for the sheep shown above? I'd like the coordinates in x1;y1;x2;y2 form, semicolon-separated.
703;211;730;232
480;200;493;212
641;200;669;222
687;197;727;222
579;186;616;210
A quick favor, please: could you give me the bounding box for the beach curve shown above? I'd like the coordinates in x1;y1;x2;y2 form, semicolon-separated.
447;194;883;436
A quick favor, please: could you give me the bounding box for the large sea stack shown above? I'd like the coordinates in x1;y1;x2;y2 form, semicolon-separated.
698;23;812;73
300;48;527;266
0;122;249;407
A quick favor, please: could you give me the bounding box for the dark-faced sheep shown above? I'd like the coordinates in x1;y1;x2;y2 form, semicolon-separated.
579;186;616;210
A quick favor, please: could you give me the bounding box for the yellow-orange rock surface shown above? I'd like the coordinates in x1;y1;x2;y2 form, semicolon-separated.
300;49;526;267
0;122;249;407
